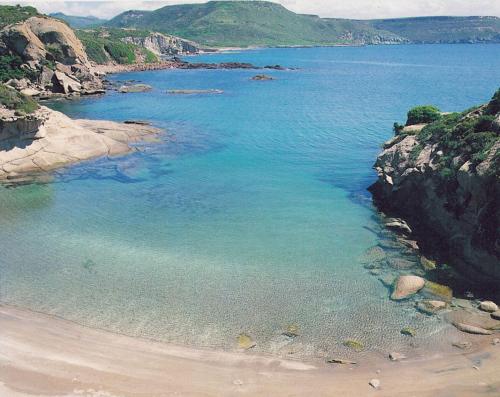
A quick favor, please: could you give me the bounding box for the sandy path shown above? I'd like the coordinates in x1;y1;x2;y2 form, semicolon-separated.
0;304;499;397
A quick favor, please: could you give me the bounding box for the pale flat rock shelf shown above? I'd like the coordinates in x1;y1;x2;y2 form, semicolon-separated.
0;106;161;183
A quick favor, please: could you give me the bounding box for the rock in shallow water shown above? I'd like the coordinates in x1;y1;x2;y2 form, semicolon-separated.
391;275;425;300
454;323;493;335
416;300;447;315
326;358;357;365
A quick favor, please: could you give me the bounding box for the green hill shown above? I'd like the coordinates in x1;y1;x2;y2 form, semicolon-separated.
0;5;39;29
49;12;107;29
105;1;403;47
106;1;500;47
371;16;500;43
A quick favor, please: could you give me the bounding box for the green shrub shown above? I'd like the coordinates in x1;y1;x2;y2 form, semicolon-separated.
485;88;500;115
0;84;39;114
406;105;441;126
104;41;136;64
0;55;37;82
393;122;404;135
143;48;159;63
0;5;39;29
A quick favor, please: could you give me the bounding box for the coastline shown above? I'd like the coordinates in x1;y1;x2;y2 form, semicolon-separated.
1;303;499;397
0;106;162;184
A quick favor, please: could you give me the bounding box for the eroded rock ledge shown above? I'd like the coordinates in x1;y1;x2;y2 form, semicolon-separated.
0;106;161;183
369;92;499;282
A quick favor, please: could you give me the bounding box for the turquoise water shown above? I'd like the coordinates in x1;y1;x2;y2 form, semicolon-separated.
1;45;499;358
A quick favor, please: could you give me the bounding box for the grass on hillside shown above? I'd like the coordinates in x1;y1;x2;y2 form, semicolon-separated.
77;28;159;64
0;83;39;115
0;5;39;29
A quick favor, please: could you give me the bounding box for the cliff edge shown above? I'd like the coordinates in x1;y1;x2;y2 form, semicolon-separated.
369;90;499;282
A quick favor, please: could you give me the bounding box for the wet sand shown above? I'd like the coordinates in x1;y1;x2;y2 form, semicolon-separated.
1;304;499;397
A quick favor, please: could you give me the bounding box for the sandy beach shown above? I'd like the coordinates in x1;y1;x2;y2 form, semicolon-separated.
0;304;499;397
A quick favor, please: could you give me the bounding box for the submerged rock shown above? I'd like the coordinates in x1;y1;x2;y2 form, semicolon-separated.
343;339;364;352
416;300;447;315
282;324;300;338
401;326;416;337
454;322;493;335
391;275;425;300
452;341;472;350
237;333;256;350
479;301;499;313
422;281;453;302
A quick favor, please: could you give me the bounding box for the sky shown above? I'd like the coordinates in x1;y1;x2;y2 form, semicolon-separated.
1;0;499;20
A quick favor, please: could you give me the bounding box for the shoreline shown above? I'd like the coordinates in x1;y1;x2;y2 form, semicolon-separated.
1;303;499;396
0;106;162;184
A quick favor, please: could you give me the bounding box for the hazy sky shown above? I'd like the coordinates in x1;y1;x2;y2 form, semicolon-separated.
1;0;500;20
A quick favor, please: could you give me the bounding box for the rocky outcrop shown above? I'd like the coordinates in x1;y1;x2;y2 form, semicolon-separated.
0;106;161;183
370;92;500;282
0;16;103;96
122;32;201;56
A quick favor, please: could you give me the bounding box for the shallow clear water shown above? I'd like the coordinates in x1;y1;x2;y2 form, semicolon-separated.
1;45;499;359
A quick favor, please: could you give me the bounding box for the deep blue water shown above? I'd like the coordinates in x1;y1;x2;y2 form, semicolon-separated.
1;45;499;358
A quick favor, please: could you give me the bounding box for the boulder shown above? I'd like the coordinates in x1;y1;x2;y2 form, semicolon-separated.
52;71;81;94
391;275;425;300
491;311;500;320
401;326;416;337
479;301;499;313
454;322;493;335
20;88;40;96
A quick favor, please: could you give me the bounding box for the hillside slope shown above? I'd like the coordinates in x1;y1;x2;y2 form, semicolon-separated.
50;12;107;29
106;1;404;47
106;1;500;47
370;91;500;281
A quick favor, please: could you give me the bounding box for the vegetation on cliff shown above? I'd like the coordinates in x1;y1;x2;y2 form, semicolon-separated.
0;5;39;29
106;1;500;47
0;83;38;114
415;90;499;176
76;28;159;64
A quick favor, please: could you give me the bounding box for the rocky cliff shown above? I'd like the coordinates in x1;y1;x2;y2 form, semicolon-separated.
122;32;201;56
370;90;500;282
0;15;104;96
